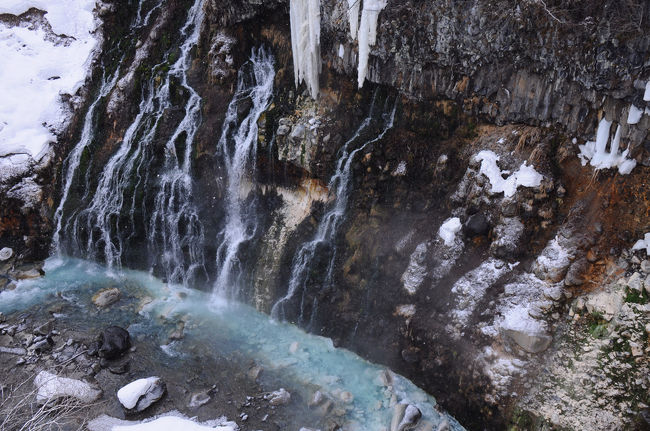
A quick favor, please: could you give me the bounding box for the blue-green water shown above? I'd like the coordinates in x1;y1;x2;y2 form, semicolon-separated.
0;257;464;430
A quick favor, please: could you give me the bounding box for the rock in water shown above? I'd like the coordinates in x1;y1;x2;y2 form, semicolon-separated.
391;403;422;431
98;326;130;359
34;370;102;404
398;404;422;431
92;287;121;308
189;390;211;408
267;388;291;406
117;376;166;412
0;247;13;261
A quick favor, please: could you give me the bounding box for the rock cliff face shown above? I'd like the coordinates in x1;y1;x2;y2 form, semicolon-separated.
2;0;650;429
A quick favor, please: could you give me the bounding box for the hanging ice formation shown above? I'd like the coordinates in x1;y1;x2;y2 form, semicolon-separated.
578;118;637;175
355;0;387;88
290;0;321;98
289;0;388;98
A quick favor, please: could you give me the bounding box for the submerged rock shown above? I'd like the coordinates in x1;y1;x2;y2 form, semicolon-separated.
189;390;211;408
266;387;291;406
98;326;131;359
117;376;166;412
0;247;13;261
92;287;121;308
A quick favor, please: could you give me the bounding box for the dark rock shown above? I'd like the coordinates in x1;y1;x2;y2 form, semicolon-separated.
109;360;130;374
401;346;420;364
463;213;490;237
98;326;131;359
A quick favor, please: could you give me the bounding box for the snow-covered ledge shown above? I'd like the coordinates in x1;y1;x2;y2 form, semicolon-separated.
0;0;102;185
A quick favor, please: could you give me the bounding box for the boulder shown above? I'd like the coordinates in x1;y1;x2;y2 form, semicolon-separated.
267;388;291;406
92;288;121;308
34;371;102;404
627;272;644;292
117;376;166;412
584;288;623;321
0;247;13;261
98;326;131;359
463;213;490;237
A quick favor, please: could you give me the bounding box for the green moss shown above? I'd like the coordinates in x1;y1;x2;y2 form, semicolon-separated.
586;311;608;339
624;288;648;304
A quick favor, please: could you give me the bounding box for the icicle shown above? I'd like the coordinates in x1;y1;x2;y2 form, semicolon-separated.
290;0;321;99
347;0;360;40
357;0;387;88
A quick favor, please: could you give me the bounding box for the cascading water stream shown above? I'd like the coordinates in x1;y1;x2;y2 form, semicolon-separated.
271;93;397;325
212;48;275;300
55;0;208;286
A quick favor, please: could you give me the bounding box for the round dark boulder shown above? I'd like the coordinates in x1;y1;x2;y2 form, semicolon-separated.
463;213;490;238
98;326;131;359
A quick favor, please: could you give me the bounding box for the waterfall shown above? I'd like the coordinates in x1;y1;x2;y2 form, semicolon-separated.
51;0;157;255
54;0;208;286
213;48;275;300
271;93;397;324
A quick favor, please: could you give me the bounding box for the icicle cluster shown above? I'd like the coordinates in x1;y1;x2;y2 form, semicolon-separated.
354;0;387;88
290;0;321;99
289;0;388;99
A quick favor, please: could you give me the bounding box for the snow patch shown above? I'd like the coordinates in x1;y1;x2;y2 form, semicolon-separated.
401;242;428;294
88;411;238;431
645;81;650;102
290;0;321;98
34;370;102;404
473;150;543;198
578;118;637;175
117;377;160;410
0;0;99;160
438;217;461;246
632;233;650;255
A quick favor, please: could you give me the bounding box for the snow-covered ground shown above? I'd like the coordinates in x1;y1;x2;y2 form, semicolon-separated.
0;0;99;165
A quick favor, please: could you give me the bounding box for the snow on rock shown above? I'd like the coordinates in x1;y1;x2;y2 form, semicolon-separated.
290;0;321;99
448;258;515;336
632;233;650;255
532;233;575;282
357;0;387;88
87;411;238;431
0;0;99;161
401;242;428;294
438;217;462;246
578;118;637;175
117;377;166;411
473;150;543;198
645;81;650;101
34;370;102;404
627;105;644;125
392;160;407;176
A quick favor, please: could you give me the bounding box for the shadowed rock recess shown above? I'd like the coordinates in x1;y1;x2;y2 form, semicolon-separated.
1;0;650;429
